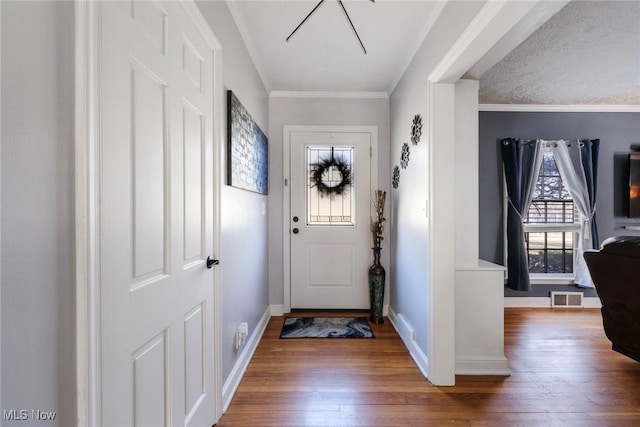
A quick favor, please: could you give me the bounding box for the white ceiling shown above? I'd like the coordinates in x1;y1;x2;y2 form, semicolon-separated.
227;0;439;94
226;0;640;104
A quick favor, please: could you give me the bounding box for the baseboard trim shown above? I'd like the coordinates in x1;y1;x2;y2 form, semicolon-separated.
388;308;413;349
270;304;286;316
504;296;602;308
388;307;429;380
455;356;511;376
410;340;430;380
222;306;270;413
479;104;640;113
583;297;603;308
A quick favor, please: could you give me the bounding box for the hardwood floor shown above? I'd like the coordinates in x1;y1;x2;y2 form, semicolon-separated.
215;309;640;426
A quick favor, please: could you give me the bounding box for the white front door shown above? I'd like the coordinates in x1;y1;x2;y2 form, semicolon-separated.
100;2;217;425
288;128;375;309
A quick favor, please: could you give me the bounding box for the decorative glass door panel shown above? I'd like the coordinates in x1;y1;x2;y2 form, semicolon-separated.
307;146;355;226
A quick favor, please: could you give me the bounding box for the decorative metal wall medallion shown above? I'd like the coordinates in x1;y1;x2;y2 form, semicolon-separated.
400;143;410;169
411;114;423;145
392;165;400;189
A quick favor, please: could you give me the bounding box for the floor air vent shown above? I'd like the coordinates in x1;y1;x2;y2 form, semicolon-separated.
551;292;584;308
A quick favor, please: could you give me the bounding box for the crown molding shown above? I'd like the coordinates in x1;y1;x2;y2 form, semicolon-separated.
226;0;272;93
479;104;640;113
269;91;389;100
387;0;447;95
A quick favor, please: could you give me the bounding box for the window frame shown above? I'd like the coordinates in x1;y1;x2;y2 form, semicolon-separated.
502;149;582;285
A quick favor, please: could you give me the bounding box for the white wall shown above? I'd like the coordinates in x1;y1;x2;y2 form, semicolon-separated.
389;0;486;360
1;2;75;425
268;96;390;307
196;1;270;382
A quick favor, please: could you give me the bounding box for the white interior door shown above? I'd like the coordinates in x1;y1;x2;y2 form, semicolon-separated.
289;129;374;309
100;2;217;425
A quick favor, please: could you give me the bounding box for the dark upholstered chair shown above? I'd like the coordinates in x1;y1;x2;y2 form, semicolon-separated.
584;236;640;363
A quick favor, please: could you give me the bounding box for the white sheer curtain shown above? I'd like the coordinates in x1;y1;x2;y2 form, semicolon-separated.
550;139;596;287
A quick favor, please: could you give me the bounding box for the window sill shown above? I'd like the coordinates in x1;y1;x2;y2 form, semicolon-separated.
504;275;575;286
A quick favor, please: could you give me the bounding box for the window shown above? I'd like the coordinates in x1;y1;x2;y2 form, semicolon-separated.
306;146;356;226
523;150;580;276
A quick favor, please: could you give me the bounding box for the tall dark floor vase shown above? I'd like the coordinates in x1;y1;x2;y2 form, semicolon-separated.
368;248;385;324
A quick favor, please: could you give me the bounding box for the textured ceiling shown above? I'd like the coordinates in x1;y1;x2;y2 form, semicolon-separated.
479;1;640;105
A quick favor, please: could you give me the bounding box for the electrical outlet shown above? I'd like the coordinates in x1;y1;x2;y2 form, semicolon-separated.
234;322;249;351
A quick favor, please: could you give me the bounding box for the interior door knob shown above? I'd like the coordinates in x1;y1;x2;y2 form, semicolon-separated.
206;256;219;268
292;228;299;234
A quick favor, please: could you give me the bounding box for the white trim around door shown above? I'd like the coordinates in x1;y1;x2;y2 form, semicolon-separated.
0;0;3;414
74;1;224;424
282;125;378;312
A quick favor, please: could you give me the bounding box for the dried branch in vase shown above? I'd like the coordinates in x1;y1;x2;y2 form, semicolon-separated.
371;190;387;250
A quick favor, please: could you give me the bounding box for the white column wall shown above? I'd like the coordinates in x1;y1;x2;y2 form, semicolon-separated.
453;80;508;375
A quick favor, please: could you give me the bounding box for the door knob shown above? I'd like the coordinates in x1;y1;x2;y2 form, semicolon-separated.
293;216;299;222
292;228;299;234
206;256;219;269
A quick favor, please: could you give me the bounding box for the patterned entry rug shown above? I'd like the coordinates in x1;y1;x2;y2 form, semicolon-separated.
279;317;375;339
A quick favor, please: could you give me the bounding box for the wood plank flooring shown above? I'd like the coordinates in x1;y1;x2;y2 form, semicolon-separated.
215;309;640;426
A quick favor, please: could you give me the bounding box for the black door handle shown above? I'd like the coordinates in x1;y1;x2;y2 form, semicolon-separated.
292;228;299;234
206;256;219;269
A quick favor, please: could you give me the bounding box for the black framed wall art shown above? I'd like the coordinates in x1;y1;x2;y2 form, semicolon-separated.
227;90;268;195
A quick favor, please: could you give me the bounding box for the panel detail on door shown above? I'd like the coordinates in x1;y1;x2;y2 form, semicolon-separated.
184;303;206;423
182;37;204;92
133;330;169;427
131;59;169;285
307;244;354;287
99;2;218;424
183;103;204;267
131;0;168;56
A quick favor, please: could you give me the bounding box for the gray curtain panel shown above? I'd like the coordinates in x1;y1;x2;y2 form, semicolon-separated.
580;139;600;247
500;138;544;292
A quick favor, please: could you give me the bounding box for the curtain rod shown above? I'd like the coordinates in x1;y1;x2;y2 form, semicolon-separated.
502;138;586;148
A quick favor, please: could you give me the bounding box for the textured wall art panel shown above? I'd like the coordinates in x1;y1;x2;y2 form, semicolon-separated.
227;91;268;195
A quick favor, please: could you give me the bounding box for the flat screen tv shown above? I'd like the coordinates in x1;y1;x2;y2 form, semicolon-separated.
630;153;640;218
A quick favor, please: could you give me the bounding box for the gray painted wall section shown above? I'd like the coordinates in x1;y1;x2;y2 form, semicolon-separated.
267;97;391;306
1;1;75;424
389;0;486;356
197;1;270;382
479;111;640;296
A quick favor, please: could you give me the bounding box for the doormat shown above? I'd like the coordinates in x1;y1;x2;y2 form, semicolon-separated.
279;317;375;339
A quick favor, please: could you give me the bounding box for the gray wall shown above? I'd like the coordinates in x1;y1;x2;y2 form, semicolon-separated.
267;97;391;307
1;1;76;425
479;111;640;296
389;0;485;355
197;1;270;382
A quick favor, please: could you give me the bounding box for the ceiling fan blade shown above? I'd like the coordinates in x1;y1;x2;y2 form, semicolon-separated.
286;0;326;42
337;0;367;54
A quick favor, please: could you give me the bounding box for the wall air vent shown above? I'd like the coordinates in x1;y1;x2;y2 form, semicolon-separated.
551;291;584;308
